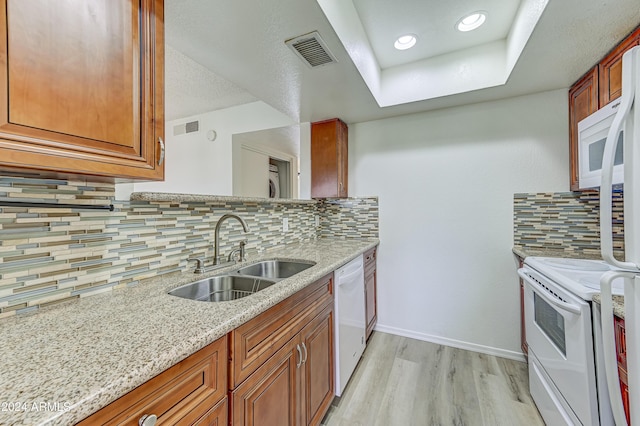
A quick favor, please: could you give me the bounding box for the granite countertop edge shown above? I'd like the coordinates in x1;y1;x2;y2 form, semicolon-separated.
592;294;625;319
131;192;318;205
0;238;379;426
512;246;604;260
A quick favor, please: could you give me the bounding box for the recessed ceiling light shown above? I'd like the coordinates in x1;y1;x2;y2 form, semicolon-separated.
394;34;417;50
456;12;487;32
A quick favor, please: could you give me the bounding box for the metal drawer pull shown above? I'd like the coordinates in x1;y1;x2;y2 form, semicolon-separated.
139;414;157;426
302;342;308;364
296;344;303;368
158;137;165;166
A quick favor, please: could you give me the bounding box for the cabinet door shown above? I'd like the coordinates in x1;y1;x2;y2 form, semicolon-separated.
337;120;348;197
311;118;348;198
568;67;598;191
599;27;640;107
194;397;228;426
300;303;335;426
0;0;164;181
232;338;301;426
365;266;377;340
364;248;377;340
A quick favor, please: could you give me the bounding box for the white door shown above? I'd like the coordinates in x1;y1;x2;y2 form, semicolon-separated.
238;147;269;197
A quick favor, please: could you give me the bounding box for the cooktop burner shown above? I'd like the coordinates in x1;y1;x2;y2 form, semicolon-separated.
537;258;610;271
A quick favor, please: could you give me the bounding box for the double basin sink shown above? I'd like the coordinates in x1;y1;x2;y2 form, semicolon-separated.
169;260;316;302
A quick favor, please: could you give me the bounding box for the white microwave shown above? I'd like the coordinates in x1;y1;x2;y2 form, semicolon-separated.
578;100;624;188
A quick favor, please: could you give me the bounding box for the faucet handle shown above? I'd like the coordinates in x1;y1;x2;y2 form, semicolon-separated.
239;240;247;261
187;257;205;274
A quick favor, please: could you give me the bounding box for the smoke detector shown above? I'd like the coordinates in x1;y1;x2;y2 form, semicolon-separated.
285;31;337;68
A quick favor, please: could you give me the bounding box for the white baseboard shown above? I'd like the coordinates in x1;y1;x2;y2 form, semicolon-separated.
373;324;526;363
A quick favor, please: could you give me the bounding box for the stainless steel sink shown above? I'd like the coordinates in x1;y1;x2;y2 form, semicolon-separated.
236;260;315;280
169;275;277;302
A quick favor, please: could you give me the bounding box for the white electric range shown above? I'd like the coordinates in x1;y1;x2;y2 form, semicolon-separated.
518;256;624;425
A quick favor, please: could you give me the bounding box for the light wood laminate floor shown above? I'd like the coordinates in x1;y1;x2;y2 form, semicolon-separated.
323;332;544;426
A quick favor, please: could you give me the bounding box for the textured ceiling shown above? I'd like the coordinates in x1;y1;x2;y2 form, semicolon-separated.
165;45;257;121
165;0;640;124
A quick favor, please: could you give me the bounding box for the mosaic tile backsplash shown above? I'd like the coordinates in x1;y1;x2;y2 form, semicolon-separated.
0;176;379;318
318;197;379;239
513;191;624;258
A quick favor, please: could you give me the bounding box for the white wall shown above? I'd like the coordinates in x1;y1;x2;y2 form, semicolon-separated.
349;89;569;360
129;101;294;196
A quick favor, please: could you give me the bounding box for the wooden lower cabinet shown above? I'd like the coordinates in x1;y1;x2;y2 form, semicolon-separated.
516;255;528;357
77;336;227;426
364;247;378;340
231;337;300;426
230;275;335;426
300;304;335;426
194;397;228;426
78;272;337;426
231;305;334;426
614;315;630;424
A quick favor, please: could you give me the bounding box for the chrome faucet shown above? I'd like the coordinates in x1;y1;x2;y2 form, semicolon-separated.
213;214;249;265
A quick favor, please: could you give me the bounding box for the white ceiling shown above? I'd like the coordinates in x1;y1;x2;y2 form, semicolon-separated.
165;0;640;124
351;0;522;69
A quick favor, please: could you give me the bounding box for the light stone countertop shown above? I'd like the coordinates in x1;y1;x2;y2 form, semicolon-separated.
130;192;319;205
592;294;625;319
512;246;603;260
0;238;379;426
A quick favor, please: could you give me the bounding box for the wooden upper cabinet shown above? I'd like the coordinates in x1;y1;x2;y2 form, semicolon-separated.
568;24;640;191
599;26;640;107
311;118;348;198
0;0;165;181
568;67;598;191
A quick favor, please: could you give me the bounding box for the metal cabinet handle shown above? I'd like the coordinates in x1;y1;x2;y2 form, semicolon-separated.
301;342;308;364
158;137;165;166
296;344;303;368
139;414;157;426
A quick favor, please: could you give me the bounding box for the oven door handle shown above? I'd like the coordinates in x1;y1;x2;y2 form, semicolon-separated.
518;270;581;315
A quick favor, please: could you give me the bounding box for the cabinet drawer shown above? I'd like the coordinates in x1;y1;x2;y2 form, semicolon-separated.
229;273;334;388
77;336;227;426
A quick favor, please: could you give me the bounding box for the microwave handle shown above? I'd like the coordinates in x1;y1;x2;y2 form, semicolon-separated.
600;271;635;426
517;270;581;315
600;47;638;271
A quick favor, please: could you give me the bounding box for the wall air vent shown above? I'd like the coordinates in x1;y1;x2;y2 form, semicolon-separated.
285;31;337;68
173;120;199;136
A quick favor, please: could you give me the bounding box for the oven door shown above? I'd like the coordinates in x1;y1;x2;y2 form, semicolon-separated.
521;268;600;425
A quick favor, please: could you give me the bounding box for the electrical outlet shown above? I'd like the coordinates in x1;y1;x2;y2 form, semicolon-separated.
283;217;289;232
315;215;319;227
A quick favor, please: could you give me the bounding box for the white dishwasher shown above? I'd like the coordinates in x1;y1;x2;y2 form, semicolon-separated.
334;254;366;396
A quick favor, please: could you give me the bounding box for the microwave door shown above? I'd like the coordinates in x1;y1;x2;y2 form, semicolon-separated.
578;101;624;188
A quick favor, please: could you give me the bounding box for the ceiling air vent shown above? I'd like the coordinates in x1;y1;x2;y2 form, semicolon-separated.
173;120;199;136
285;31;337;68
